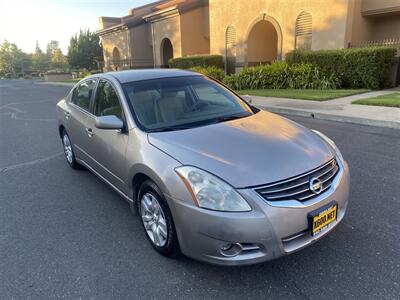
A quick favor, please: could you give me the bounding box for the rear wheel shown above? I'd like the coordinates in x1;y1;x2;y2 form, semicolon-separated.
138;180;180;257
61;129;81;170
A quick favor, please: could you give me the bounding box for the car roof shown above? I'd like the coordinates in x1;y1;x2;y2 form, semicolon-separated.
102;69;199;83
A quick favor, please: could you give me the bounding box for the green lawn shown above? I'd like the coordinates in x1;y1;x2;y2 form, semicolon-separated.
237;89;370;101
352;92;400;108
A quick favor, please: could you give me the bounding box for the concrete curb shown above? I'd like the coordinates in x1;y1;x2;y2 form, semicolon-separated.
257;105;400;130
36;82;75;87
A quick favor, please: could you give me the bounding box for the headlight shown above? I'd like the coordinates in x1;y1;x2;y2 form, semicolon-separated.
175;166;251;212
312;130;344;162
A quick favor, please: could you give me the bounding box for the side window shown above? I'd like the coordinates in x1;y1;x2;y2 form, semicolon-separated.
94;80;123;119
71;79;96;111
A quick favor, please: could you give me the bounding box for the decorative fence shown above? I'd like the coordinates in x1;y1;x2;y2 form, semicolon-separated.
349;38;400;55
109;58;154;70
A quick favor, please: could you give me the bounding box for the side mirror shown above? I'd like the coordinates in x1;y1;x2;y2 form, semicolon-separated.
242;94;253;104
95;115;124;130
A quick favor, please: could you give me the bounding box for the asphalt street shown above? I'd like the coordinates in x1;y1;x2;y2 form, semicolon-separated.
1;79;399;299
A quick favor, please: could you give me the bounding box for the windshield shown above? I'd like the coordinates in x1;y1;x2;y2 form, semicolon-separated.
122;76;254;131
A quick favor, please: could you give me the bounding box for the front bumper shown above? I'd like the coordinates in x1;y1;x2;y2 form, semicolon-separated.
169;159;350;266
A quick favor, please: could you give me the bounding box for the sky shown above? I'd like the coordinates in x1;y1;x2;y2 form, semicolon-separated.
0;0;153;54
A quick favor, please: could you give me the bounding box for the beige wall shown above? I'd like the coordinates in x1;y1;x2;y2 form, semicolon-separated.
370;14;400;40
180;6;210;56
362;0;400;15
128;2;157;17
152;13;182;67
346;0;400;45
101;29;130;71
130;23;154;68
98;0;400;72
101;24;154;70
347;0;374;44
209;0;350;66
98;17;120;30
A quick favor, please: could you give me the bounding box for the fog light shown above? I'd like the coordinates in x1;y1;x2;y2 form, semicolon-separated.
220;243;243;257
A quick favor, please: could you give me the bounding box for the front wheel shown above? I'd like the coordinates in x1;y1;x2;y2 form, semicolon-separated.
61;130;82;170
138;180;180;257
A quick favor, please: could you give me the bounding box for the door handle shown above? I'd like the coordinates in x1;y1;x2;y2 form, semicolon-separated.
64;111;70;120
86;128;94;138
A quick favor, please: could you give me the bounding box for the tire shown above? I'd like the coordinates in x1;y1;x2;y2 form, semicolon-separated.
138;180;180;257
61;129;82;170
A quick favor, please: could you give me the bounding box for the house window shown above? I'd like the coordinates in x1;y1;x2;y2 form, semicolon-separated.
295;12;312;50
225;25;237;74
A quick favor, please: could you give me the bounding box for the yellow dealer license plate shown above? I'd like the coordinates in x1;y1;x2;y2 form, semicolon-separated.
309;202;338;236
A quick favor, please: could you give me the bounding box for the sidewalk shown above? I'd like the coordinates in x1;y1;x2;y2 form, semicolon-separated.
251;87;400;129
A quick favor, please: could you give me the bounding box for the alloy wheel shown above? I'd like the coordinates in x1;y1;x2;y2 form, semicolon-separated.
62;134;73;164
140;192;168;247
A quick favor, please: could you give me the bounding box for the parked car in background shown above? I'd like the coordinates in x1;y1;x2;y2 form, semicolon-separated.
57;69;350;266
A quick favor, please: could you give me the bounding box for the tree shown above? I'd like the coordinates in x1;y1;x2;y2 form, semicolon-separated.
51;48;68;70
44;40;68;70
46;40;60;60
32;41;49;73
0;40;30;77
0;40;14;77
67;29;103;70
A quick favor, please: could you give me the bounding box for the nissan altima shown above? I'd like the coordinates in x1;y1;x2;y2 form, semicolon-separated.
56;69;350;266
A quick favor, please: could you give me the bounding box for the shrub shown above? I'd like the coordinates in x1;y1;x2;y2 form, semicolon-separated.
168;55;223;69
223;61;338;90
223;74;241;90
189;66;225;81
73;68;92;78
286;47;396;89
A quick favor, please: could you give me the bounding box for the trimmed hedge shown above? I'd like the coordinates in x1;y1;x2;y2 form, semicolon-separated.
286;47;396;89
189;66;225;81
169;55;223;69
223;61;339;90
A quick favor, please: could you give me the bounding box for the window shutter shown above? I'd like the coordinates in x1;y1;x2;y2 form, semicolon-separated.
295;12;312;50
226;25;236;45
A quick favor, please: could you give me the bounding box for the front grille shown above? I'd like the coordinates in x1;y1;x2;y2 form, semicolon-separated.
255;158;339;202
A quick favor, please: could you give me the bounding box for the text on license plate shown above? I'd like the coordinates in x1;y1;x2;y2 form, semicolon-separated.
311;203;338;235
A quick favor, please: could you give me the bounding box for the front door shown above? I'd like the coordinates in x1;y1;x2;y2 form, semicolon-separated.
86;79;129;193
67;78;97;162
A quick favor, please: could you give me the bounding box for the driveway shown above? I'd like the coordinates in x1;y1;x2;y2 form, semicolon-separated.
1;79;399;299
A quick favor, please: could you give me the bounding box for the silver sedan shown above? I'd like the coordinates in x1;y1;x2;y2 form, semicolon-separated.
57;69;350;266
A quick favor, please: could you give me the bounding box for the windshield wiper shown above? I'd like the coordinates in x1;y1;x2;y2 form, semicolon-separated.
213;113;251;123
148;126;192;133
148;113;252;132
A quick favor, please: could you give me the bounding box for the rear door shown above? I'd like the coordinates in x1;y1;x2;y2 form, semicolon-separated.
85;79;129;192
67;78;97;162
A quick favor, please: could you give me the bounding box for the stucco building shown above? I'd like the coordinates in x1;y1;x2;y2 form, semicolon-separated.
98;0;400;73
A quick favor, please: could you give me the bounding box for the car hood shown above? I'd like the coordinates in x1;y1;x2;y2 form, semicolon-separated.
148;111;335;188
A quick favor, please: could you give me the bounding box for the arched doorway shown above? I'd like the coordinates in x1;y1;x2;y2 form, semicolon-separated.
161;38;173;68
246;17;281;66
112;47;120;71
